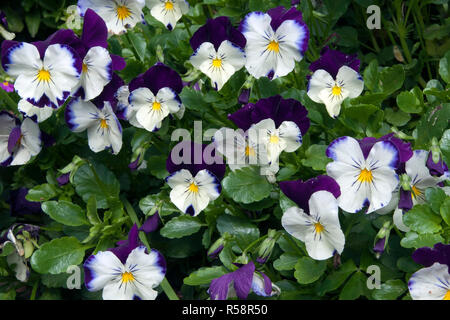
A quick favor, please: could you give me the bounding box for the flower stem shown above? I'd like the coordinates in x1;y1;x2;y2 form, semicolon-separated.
182;16;193;39
30;279;39;300
122;198;180;300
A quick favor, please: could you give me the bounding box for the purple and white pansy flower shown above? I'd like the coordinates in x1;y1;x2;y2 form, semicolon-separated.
127;63;184;132
189;16;246;91
307;47;364;118
146;0;189;30
0;112;42;167
84;224;166;300
239;6;309;80
326;136;403;214
408;243;450;300
280;176;345;260
1;42;81;109
209;261;280;300
377;150;446;232
227;95;310;174
166;141;226;216
77;0;146;35
65;98;123;155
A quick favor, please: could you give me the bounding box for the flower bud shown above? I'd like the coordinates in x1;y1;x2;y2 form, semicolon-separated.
256;229;278;264
373;221;392;258
207;233;232;259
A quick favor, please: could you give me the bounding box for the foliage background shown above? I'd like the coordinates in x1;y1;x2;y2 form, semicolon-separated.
0;0;449;300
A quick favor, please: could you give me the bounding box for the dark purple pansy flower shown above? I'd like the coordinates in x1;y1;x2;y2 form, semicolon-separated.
166;141;226;181
279;175;341;213
139;214;160;233
426;153;449;178
359;133;413;168
190;16;246;52
309;47;360;79
228;95;310;135
57;173;70;186
412;243;450;273
9;188;42;216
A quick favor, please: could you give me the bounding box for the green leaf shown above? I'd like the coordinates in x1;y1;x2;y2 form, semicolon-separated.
222;166;272;204
42;201;89;227
372;279;407;300
425;187;446;214
24;11;40;38
379;65;405;95
294;257;327;284
439;51;450;84
0;242;15;257
180;87;209;112
26;183;59;202
384;108;411;127
339;271;370;300
396;91;422;113
147;155;169;179
184;266;228;286
30;237;86;274
400;232;444;249
440;129;450;164
415;103;450;148
273;253;301;271
86;196;101;225
363;60;379;92
403;205;442;234
126;32;147;62
340;104;383;134
440;198;450;226
73;164;120;209
160;215;203;239
216;214;260;250
279;191;298;213
139;193;179;216
301;145;331;171
316;260;358;296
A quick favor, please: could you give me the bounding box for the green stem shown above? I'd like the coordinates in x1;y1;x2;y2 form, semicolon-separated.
122;198;180;300
30;279;39;300
243;235;268;255
0;88;17;111
182;16;193;39
124;32;141;61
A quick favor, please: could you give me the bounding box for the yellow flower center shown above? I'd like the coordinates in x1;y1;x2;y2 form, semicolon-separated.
37;68;51;82
411;185;422;199
267;40;279;53
245;146;255;157
165;1;174;10
100;119;109;129
332;85;342;96
314;222;324;234
152;101;162;111
82;63;88;73
212;58;222;68
358;168;373;183
444;290;450;300
116;5;131;20
189;182;199;193
121;271;135;283
3;81;8;86
269;134;279;144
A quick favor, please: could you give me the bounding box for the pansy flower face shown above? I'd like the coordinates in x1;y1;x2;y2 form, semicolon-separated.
146;0;189;30
189;17;246;91
78;0;145;35
239;7;309;80
127;63;183;132
84;246;166;300
0;113;42;167
166;141;226;216
65;98;123;155
280;176;344;261
307;48;364;118
213;127;269;172
326;136;399;214
2;42;81;108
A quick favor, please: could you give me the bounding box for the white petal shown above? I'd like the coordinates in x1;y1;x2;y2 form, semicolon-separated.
166;169;193;189
326;136;365;165
156;87;181;113
336;66;364;99
126;246;165;292
307;69;334;104
366;141;399;170
408;263;450;300
65;99;99;132
10;146;32;166
368;167;399;213
195;169;221;201
278;121;302;152
18;100;53;123
406;150;439;190
102;280;136;300
20;118;42;156
376;190;399;215
281;206;312;242
79;46;112;101
3;42;41;78
218;40;246;71
84;251;124;292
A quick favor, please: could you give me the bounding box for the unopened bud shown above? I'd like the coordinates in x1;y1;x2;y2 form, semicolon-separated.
256;230;278;264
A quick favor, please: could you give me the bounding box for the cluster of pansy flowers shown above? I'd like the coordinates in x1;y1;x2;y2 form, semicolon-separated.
0;2;449;301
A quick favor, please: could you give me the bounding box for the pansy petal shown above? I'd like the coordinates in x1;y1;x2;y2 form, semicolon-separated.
336;65;364;99
79;46;112;101
393;208;410;232
281;206;312;242
83;250;124;292
126;247;166;288
278;121;302;152
408;263;450;300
